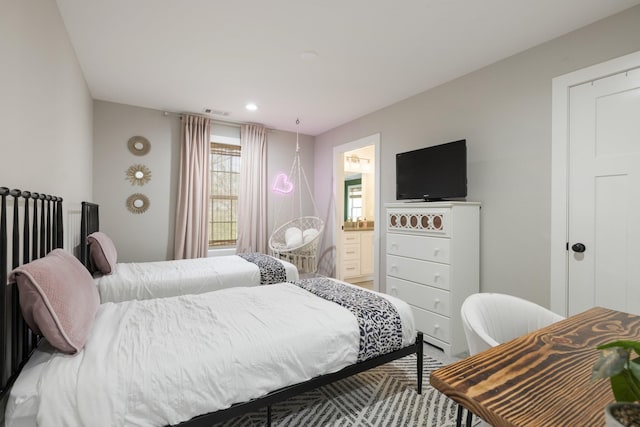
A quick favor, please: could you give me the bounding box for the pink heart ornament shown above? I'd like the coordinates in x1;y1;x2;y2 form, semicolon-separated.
273;173;294;194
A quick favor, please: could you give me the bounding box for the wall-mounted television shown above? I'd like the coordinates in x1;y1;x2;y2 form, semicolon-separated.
396;139;467;201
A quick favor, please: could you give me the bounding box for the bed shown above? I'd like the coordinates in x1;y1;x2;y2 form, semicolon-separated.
79;202;299;303
1;187;424;427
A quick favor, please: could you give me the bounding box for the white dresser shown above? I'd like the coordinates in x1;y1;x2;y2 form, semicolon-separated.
385;202;480;356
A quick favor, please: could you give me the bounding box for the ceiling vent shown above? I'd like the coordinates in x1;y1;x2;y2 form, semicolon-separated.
203;108;230;116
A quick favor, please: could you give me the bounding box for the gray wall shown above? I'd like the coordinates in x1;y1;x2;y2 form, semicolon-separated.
0;0;93;251
93;101;314;262
93;101;180;262
314;6;640;308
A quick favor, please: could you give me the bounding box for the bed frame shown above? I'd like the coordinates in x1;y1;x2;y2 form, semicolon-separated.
79;201;99;268
5;196;425;426
0;187;63;408
177;332;424;426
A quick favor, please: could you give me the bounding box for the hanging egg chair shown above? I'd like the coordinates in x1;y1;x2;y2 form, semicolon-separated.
269;120;324;274
269;216;324;274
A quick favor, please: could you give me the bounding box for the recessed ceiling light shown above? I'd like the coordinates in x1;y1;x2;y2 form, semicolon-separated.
245;103;258;111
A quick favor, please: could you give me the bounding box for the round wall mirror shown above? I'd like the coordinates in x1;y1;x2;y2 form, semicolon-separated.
126;164;152;186
126;193;150;214
127;136;151;156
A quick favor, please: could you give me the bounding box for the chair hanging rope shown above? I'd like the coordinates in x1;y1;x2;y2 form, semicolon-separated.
269;119;324;274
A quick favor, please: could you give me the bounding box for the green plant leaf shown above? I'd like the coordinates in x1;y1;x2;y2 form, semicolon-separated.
599;341;640;354
593;348;629;380
610;369;640;402
630;359;640;386
594;342;640;402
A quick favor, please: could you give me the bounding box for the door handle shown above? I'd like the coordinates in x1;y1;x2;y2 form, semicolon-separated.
571;243;586;253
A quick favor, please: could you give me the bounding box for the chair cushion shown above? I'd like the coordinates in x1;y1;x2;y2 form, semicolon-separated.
302;228;319;243
284;227;303;248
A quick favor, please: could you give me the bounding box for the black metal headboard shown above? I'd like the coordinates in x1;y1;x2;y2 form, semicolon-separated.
80;201;99;269
0;187;63;400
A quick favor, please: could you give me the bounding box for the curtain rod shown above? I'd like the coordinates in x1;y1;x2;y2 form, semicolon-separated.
163;111;276;131
163;111;242;128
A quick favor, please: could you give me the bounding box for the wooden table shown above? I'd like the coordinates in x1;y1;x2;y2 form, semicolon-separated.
430;307;640;426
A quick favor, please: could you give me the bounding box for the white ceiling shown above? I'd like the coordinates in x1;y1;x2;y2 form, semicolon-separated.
55;0;640;136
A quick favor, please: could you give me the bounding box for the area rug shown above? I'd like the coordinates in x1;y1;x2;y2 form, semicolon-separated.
217;354;478;426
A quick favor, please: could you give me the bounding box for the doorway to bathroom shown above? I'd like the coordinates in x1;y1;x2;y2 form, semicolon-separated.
333;134;380;291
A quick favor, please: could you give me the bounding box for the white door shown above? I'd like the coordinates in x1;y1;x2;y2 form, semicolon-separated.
567;67;640;315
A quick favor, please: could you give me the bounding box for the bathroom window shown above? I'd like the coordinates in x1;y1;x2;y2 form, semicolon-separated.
345;178;362;221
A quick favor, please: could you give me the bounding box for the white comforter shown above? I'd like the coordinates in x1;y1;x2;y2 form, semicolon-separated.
95;255;298;303
10;282;415;427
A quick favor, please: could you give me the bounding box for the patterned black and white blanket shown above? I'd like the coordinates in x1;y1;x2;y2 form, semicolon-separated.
291;277;403;362
237;253;287;285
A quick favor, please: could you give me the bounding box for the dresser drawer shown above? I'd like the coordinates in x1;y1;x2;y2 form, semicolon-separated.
387;209;451;237
342;232;361;245
411;305;450;344
342;260;360;278
387;233;450;264
387;276;450;317
387;255;450;290
343;243;360;261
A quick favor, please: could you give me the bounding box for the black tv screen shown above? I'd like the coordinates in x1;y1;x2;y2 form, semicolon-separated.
396;139;467;201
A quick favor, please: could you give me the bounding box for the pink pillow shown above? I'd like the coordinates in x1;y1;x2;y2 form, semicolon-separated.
87;231;117;275
9;249;100;354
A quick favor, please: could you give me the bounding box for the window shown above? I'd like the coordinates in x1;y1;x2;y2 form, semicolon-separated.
347;185;362;220
209;140;241;247
344;176;362;221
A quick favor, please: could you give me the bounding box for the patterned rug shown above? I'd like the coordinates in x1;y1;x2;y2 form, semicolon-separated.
217;354;477;426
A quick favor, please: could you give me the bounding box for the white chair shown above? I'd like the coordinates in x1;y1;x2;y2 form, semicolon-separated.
269;216;324;274
460;292;565;356
457;293;565;426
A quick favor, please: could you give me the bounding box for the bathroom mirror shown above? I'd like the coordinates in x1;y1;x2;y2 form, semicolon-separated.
126;193;150;214
127;136;151;156
344;174;362;222
126;164;152;186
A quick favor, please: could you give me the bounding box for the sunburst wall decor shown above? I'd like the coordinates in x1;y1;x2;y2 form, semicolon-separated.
126;164;152;186
126;193;150;214
127;136;151;155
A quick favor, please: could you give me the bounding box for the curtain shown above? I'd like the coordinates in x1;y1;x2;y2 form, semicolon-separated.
236;124;268;253
174;114;211;259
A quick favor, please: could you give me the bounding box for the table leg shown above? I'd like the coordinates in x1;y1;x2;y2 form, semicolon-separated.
456;405;464;427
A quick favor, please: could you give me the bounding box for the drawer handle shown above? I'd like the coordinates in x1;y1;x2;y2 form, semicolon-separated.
390;264;398;272
434;273;440;282
434;248;440;256
346;267;356;271
434;324;440;331
434;298;440;306
391;286;397;296
391;242;398;249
